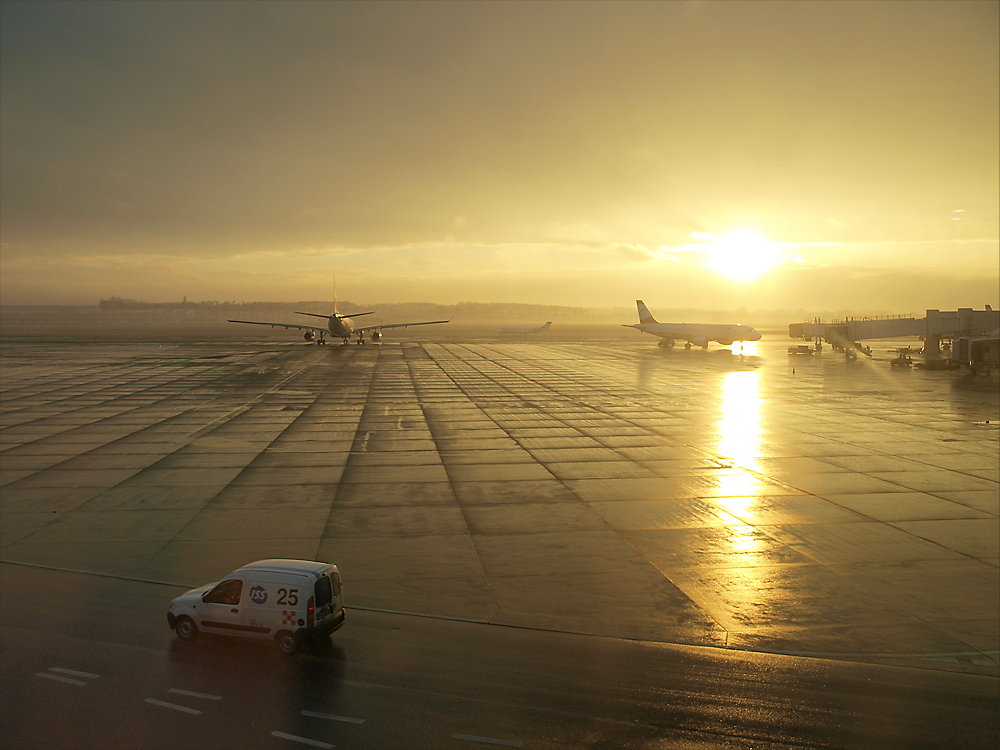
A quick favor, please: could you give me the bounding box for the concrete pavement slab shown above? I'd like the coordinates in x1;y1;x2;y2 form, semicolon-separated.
1;335;996;675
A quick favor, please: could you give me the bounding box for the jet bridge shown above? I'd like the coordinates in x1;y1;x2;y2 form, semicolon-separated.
788;307;1000;366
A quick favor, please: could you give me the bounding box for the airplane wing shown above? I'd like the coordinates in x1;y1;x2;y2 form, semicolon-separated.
228;319;328;334
354;318;451;333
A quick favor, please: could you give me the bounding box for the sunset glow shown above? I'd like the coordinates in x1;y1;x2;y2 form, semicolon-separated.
0;2;996;310
708;231;780;282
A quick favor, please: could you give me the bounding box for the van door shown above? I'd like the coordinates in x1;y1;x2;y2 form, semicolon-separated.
199;578;245;634
243;578;306;634
313;573;333;622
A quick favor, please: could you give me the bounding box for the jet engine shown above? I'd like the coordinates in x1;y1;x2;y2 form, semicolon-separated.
718;339;733;346
303;330;316;341
371;330;382;341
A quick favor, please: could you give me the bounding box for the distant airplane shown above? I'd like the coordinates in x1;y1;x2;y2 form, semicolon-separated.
499;321;552;334
626;300;761;349
229;285;450;345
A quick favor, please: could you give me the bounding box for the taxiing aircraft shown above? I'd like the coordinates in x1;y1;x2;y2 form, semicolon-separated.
229;299;450;345
626;300;761;349
499;321;552;334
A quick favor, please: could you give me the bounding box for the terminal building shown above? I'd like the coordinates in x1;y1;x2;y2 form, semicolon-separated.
788;307;1000;373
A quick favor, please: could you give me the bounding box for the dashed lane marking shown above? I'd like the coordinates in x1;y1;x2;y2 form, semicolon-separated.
300;710;364;724
452;734;523;748
36;666;100;685
271;730;334;748
49;667;100;680
36;672;86;686
144;698;202;715
169;688;223;701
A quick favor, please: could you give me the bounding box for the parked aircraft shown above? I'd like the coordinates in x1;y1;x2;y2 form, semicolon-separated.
229;300;450;345
499;321;552;334
626;300;761;349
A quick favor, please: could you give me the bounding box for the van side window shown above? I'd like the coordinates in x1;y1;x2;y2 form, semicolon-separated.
204;579;243;605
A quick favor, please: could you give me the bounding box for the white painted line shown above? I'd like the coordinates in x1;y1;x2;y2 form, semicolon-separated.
169;688;223;701
37;672;86;686
49;667;100;679
270;731;334;748
300;710;364;724
452;734;523;748
144;698;202;715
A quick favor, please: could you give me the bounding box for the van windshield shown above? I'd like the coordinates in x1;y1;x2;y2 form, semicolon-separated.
315;575;333;608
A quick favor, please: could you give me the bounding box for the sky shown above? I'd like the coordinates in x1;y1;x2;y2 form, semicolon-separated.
1;0;997;314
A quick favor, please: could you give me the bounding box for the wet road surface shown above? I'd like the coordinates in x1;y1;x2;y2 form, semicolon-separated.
3;564;997;750
1;332;997;746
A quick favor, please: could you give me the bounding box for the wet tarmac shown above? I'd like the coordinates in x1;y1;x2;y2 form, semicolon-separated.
1;331;997;674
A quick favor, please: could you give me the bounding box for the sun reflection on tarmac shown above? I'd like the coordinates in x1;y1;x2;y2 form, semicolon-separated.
714;371;770;618
717;370;763;482
729;340;759;357
727;525;760;554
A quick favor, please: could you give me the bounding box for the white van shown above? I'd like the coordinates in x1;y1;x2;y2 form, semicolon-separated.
167;559;345;654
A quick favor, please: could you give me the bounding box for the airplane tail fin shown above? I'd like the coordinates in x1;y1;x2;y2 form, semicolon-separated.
542;322;552;330
636;300;657;325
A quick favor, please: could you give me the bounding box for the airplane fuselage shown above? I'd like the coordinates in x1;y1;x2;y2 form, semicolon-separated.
632;322;761;347
329;314;354;338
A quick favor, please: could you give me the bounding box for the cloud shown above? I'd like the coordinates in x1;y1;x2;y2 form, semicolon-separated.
608;243;656;262
1;2;996;306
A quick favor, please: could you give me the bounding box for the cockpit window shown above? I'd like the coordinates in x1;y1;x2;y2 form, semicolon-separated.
204;579;243;605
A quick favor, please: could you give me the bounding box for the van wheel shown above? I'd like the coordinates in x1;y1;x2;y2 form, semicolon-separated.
175;616;198;640
276;630;299;655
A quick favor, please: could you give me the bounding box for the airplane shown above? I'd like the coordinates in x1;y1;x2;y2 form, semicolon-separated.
625;300;761;349
499;321;552;334
229;292;450;345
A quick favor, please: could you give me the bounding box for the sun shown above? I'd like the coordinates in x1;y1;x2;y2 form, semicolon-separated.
708;230;779;282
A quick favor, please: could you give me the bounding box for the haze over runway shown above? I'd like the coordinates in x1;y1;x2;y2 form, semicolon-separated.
1;1;997;312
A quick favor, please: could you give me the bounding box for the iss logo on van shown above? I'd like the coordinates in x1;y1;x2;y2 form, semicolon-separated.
249;585;268;605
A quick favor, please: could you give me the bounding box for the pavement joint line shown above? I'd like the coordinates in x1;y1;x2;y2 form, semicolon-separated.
144;698;201;715
5;559;997;666
1;559;192;589
747;647;1000;660
300;710;364;724
271;730;334;748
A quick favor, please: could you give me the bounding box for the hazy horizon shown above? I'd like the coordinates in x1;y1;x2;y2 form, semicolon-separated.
2;1;997;311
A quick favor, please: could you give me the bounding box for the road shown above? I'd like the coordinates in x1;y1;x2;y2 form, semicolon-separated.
2;563;997;749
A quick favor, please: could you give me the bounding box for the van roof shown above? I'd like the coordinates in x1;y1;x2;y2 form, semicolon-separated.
235;559;331;576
